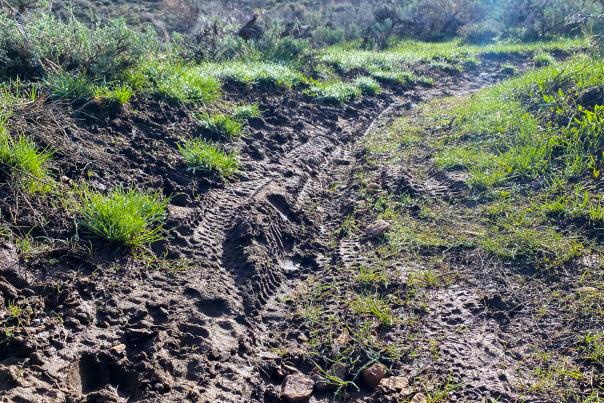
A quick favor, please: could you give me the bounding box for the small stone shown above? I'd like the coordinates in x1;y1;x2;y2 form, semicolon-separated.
380;376;411;394
154;382;165;392
366;182;381;194
281;373;315;402
411;392;428;403
365;220;390;238
362;363;387;388
110;343;127;355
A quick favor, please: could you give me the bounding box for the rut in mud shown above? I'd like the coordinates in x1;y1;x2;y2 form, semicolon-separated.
1;53;595;403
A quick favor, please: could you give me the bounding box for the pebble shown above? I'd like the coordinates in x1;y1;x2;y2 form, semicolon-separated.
380;375;411;394
362;362;387;388
281;373;315;402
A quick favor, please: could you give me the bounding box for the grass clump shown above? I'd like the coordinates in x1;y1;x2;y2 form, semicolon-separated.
0;119;52;193
307;80;361;103
179;139;239;178
533;51;555;67
233;104;261;121
199;61;306;88
130;62;221;103
197;113;244;138
354;76;381;95
78;187;168;247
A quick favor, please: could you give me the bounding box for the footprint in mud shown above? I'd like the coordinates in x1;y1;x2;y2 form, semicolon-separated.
184;287;232;318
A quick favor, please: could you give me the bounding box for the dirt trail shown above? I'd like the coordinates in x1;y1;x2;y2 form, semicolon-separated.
0;62;524;403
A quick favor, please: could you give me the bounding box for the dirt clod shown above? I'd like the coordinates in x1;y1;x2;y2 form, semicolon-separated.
281;373;315;402
362;362;387;388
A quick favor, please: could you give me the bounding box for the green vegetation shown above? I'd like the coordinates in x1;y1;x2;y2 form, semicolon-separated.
307;80;362;103
198;61;306;88
179;139;240;178
197;113;244;137
78;187;168;247
233;104;261;121
0;118;51;193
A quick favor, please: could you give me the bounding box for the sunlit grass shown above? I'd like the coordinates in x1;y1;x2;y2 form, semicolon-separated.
78;187;168;246
179;139;240;178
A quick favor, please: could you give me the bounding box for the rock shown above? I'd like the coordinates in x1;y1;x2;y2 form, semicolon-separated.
110;343;127;355
365;220;390;238
281;373;315;402
411;393;428;403
362;363;387;388
379;376;411;394
366;182;381;194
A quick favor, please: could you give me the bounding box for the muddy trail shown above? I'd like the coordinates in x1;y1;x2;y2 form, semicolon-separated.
0;58;546;403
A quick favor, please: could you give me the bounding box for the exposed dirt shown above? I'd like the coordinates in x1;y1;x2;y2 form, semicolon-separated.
0;59;561;403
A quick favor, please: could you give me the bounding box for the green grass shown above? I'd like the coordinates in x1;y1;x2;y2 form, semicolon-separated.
0;119;52;193
233;104;261;121
128;61;221;103
321;38;585;76
307;80;362;103
178;139;239;178
197;113;244;137
198;61;306;88
78;187;168;247
354;76;381;95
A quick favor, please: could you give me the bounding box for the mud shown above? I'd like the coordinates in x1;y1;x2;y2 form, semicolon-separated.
0;59;555;402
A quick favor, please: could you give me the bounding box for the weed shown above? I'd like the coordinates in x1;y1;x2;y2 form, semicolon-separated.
199;61;306;88
78;187;168;247
178;139;239;178
580;332;604;364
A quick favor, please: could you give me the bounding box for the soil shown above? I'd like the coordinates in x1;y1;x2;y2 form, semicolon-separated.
0;58;577;403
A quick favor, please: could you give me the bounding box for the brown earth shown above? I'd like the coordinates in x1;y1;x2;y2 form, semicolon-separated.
0;58;550;403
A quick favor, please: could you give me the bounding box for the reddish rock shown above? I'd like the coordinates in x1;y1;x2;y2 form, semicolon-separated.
362;362;387;388
281;373;315;402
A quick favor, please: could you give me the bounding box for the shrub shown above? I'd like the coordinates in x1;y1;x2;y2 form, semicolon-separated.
197;113;244;137
233;104;261;121
0;118;52;193
78;187;168;246
0;14;157;80
45;72;95;100
459;21;500;45
354;76;381;95
178;139;239;178
307;80;362;103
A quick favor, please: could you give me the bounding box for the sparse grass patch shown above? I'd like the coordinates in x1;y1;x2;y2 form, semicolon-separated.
178;139;239;178
78;187;168;247
0;121;52;193
197;113;244;138
350;294;395;327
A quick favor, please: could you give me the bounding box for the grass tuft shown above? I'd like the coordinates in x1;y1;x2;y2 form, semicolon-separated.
78;187;168;247
179;139;239;178
0;120;52;193
197;113;244;137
